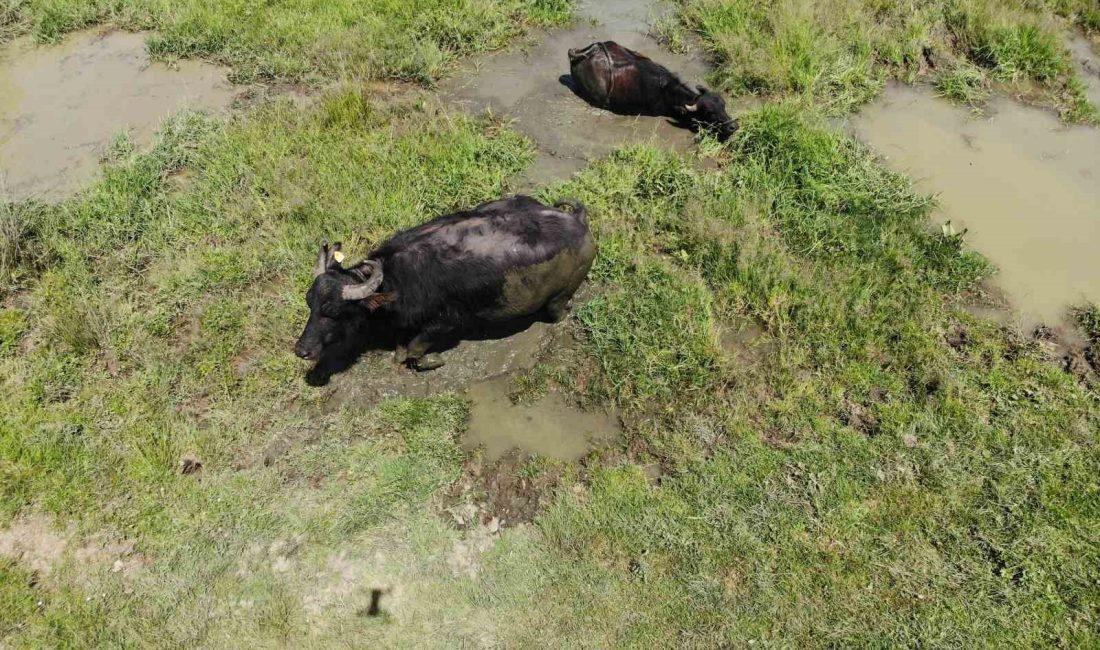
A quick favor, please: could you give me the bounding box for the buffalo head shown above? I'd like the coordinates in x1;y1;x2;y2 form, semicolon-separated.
294;243;385;361
677;85;737;142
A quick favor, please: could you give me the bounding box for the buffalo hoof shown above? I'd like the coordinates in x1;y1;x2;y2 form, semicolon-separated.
413;353;445;371
394;345;408;364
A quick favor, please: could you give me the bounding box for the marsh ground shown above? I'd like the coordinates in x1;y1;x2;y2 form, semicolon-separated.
1;0;1098;647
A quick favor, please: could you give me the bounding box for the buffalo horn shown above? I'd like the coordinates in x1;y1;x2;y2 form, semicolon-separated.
341;260;384;301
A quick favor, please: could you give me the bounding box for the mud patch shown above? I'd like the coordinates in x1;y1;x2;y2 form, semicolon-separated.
851;83;1100;327
325;320;564;410
445;451;564;528
442;0;742;187
465;376;621;462
0;28;235;201
841;397;879;436
0;513;68;575
74;535;148;579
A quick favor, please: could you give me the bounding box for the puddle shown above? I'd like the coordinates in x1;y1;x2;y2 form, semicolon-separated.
464;376;621;461
851;83;1100;327
1067;36;1100;107
442;0;738;187
0;28;235;202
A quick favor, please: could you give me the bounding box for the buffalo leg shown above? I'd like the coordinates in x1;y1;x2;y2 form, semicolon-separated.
545;293;574;323
405;327;448;371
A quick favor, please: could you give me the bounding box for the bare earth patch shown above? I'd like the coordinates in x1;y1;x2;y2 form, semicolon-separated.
0;513;68;576
445;451;564;529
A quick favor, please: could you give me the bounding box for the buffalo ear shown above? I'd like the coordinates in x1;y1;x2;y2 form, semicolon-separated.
314;242;344;278
364;292;398;311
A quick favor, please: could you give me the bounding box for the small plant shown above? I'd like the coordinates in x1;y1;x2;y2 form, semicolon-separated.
0;199;26;291
649;14;689;54
0;0;26;44
1060;76;1099;124
936;64;990;106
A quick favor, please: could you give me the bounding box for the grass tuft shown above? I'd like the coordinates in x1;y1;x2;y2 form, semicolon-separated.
937;63;991;105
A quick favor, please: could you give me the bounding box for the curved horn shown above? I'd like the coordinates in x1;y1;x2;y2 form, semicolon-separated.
696;84;710;95
340;260;384;301
683;103;698;113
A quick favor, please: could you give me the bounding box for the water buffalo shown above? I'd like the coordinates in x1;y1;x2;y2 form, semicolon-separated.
294;196;596;372
567;41;737;142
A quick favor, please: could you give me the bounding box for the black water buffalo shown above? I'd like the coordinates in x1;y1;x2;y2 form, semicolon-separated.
294;196;596;372
567;41;736;142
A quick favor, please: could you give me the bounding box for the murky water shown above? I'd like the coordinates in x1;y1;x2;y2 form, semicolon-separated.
1067;36;1100;107
0;29;235;201
464;376;621;461
442;0;736;187
851;84;1100;326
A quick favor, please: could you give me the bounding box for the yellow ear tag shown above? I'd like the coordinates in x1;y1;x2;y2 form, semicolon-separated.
333;251;345;264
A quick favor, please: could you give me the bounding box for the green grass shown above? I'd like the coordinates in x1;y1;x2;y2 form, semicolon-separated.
0;90;534;645
521;106;1097;646
3;0;573;82
936;63;992;105
2;0;1099;646
673;0;1099;121
5;93;1096;647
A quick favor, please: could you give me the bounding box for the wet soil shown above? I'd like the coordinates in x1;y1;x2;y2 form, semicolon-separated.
324;319;567;410
0;28;235;201
442;0;738;188
445;451;565;528
326;0;728;461
851;83;1100;328
718;318;772;366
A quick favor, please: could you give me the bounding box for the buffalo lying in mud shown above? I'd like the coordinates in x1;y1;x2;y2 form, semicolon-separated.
294;196;596;377
567;41;737;142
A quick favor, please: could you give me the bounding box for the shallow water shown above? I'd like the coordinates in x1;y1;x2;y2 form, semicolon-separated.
442;0;736;187
464;376;621;461
851;83;1100;326
1067;36;1100;107
0;29;235;201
